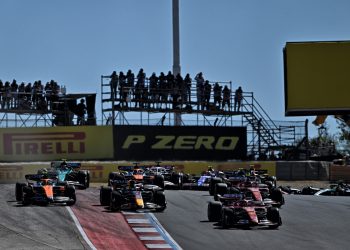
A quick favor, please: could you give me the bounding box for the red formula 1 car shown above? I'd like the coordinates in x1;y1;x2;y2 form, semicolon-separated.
208;194;282;229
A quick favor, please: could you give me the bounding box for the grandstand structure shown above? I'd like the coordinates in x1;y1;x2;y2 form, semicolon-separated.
0;75;307;159
100;75;306;159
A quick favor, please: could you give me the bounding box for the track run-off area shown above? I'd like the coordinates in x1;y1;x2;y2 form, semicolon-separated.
1;184;349;250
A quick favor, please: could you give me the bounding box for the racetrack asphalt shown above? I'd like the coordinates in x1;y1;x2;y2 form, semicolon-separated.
154;189;350;250
2;184;350;250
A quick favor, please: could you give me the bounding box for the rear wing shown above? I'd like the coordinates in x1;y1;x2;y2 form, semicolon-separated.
25;174;58;182
219;193;244;203
118;165;148;172
51;161;81;169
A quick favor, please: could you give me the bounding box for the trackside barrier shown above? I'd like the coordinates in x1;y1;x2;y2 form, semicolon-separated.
329;164;350;182
275;161;329;181
8;161;350;183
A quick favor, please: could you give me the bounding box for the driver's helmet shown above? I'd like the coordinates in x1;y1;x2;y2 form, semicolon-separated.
207;166;214;172
60;161;68;169
38;168;48;175
217;171;225;178
265;181;273;190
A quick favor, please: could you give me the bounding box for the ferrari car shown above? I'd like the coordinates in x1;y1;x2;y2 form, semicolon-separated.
100;173;166;212
207;193;282;229
40;160;90;189
15;174;76;206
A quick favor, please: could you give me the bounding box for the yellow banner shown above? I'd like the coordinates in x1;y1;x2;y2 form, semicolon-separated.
0;126;113;162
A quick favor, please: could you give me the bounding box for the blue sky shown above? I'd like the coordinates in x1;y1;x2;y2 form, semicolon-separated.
1;0;350;137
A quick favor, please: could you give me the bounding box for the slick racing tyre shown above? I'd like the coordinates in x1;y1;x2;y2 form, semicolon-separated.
15;182;26;201
78;170;90;189
22;186;33;206
214;183;228;201
267;207;282;229
209;177;222;196
207;201;222;222
110;191;122;212
65;185;76;206
221;208;234;229
154;175;165;189
100;186;112;206
154;190;167;212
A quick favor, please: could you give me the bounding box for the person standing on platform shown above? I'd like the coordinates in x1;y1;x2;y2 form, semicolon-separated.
234;86;243;112
76;98;87;125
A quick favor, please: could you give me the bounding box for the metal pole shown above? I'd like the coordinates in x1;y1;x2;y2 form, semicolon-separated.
173;0;181;126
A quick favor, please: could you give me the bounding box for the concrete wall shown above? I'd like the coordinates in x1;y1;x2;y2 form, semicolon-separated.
276;161;330;181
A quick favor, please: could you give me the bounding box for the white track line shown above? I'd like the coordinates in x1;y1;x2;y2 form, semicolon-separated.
147;213;183;250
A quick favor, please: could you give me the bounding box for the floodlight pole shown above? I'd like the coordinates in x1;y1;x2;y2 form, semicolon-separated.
173;0;181;126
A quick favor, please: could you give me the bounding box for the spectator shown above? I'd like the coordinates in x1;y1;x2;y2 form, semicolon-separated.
126;69;135;102
137;69;146;108
222;85;231;110
110;71;118;100
184;73;192;103
0;80;3;108
10;79;18;108
166;71;174;106
234;86;243;112
204;80;211;110
149;72;159;108
195;72;204;110
172;73;182;109
76;98;86;125
158;72;167;108
4;81;11;109
119;71;128;107
134;81;142;108
213;82;222;109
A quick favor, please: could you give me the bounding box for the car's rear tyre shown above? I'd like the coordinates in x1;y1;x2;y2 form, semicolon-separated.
270;188;284;206
15;183;26;201
209;177;222;196
78;170;90;189
214;183;228;201
22;186;33;206
154;175;165;189
100;186;112;206
110;191;122;212
221;208;233;228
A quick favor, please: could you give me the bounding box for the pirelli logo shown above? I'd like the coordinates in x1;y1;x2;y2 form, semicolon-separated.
3;132;86;155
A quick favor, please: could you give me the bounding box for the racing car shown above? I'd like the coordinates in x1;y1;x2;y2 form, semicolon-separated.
15;174;76;206
209;169;284;207
108;163;165;188
100;173;166;212
214;179;285;208
207;193;282;229
38;160;90;189
146;163;184;189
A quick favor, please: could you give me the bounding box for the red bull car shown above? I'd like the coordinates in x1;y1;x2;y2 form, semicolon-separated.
15;174;76;206
100;173;166;212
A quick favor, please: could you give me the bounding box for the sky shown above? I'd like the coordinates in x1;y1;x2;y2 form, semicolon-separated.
1;0;350;138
